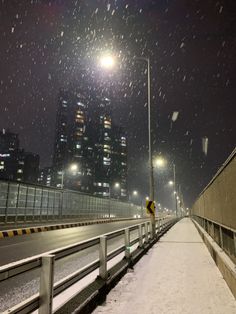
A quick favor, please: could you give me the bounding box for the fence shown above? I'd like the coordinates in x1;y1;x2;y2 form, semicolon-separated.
191;147;236;263
0;216;176;314
0;179;144;224
192;215;236;264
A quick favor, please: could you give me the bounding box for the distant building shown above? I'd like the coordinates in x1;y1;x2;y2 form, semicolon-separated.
0;129;39;183
52;89;127;200
38;167;52;187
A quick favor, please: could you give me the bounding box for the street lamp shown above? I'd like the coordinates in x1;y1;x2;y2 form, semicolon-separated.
154;157;166;168
133;190;138;196
99;54;116;70
99;54;155;235
114;182;120;189
61;163;79;189
154;157;178;218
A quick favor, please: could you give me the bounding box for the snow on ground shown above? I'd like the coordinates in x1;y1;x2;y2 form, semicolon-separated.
93;218;236;314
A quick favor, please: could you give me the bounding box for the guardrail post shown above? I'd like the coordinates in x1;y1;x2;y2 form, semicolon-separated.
159;219;162;231
39;255;55;314
219;226;223;249
99;236;107;279
154;221;157;235
125;228;131;259
150;221;154;239
138;224;143;247
144;222;148;243
234;232;236;257
157;219;160;233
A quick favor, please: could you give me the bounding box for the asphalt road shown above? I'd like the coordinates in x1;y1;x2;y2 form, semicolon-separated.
0;219;148;266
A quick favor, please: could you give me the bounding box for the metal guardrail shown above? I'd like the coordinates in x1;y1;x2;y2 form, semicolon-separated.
0;216;175;314
0;179;144;224
192;215;236;264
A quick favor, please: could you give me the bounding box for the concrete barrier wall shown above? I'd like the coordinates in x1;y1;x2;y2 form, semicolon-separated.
191;149;236;230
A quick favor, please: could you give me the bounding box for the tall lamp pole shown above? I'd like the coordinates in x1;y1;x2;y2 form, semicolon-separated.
99;54;155;235
136;57;155;236
173;163;178;217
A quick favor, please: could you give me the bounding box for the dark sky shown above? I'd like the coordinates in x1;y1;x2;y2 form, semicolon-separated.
0;0;235;208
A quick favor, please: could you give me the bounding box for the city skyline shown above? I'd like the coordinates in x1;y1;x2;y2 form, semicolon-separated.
0;1;235;207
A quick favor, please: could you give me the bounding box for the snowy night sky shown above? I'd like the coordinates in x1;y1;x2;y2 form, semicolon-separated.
0;0;235;207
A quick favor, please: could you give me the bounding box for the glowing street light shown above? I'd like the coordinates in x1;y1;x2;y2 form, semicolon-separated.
69;163;78;173
61;163;79;189
133;190;138;196
145;196;149;201
168;180;174;186
154;157;166;168
114;182;120;189
99;54;116;70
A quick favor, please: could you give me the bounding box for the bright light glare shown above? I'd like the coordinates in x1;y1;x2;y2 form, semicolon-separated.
145;196;149;201
69;163;78;172
168;180;174;186
133;190;138;196
114;182;120;188
154;157;166;168
100;55;115;69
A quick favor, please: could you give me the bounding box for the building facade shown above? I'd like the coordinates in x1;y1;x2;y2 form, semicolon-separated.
38;167;52;187
52;89;127;200
0;129;39;183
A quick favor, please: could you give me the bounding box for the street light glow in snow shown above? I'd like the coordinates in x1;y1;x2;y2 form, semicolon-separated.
154;157;166;168
100;54;116;69
69;163;78;173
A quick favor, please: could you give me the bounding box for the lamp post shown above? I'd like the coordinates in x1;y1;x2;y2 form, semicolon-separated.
134;57;155;236
99;54;155;236
173;163;178;217
61;163;78;189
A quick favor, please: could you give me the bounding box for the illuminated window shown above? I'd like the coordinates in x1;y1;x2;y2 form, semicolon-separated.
104;118;111;129
77;101;85;107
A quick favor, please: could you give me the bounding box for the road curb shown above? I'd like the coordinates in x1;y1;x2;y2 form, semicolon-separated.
0;219;134;239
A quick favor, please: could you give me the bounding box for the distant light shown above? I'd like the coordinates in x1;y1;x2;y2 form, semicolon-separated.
202;136;209;156
172;111;179;122
100;54;115;69
168;180;174;186
154;157;166;168
69;163;78;172
114;182;120;188
145;196;149;201
133;190;138;196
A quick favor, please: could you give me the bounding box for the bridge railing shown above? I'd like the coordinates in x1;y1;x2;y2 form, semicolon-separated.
0;216;176;314
191;148;236;263
0;179;144;224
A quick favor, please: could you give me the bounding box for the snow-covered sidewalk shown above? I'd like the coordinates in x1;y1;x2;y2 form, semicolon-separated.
93;218;236;314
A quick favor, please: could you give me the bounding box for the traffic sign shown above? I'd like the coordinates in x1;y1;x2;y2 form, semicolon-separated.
146;200;155;216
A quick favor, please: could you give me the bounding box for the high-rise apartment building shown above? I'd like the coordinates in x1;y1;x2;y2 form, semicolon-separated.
0;129;39;183
52;89;127;200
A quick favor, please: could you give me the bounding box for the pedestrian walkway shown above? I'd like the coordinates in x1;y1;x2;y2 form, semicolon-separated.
93;218;236;314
